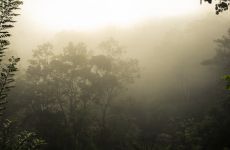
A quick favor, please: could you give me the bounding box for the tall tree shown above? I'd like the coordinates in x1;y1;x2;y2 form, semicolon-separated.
0;1;45;150
23;40;139;150
0;0;22;117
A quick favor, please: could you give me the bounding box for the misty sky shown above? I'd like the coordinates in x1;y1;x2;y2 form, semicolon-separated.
8;0;230;98
20;0;213;31
10;0;230;66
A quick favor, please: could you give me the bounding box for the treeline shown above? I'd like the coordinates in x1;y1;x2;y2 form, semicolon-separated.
7;39;140;150
1;0;230;150
4;31;230;150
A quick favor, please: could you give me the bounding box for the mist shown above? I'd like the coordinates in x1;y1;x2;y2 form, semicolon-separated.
1;1;230;150
9;12;230;99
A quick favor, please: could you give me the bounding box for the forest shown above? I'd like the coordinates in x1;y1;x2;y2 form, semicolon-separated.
1;0;230;150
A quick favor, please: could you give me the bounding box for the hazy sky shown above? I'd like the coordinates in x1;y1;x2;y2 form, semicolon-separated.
20;0;211;31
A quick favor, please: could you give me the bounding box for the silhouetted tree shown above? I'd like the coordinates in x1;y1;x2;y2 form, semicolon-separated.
201;0;230;14
0;1;45;150
200;28;230;150
0;0;22;117
22;39;139;150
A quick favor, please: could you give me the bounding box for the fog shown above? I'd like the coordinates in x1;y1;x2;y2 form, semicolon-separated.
9;11;230;100
2;1;230;149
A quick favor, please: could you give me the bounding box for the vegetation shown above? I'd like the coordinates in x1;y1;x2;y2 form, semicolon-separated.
1;0;230;150
0;0;45;149
0;0;22;116
13;40;139;150
3;30;230;149
202;0;230;14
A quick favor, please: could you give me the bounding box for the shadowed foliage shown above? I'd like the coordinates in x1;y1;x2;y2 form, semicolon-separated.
0;1;45;150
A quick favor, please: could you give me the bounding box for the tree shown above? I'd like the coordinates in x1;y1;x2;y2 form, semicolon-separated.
202;28;230;75
0;1;45;150
201;0;230;14
199;28;230;150
0;0;22;117
22;39;139;150
91;39;139;149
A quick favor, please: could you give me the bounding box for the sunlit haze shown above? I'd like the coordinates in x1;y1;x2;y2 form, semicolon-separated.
3;0;230;149
22;0;202;31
